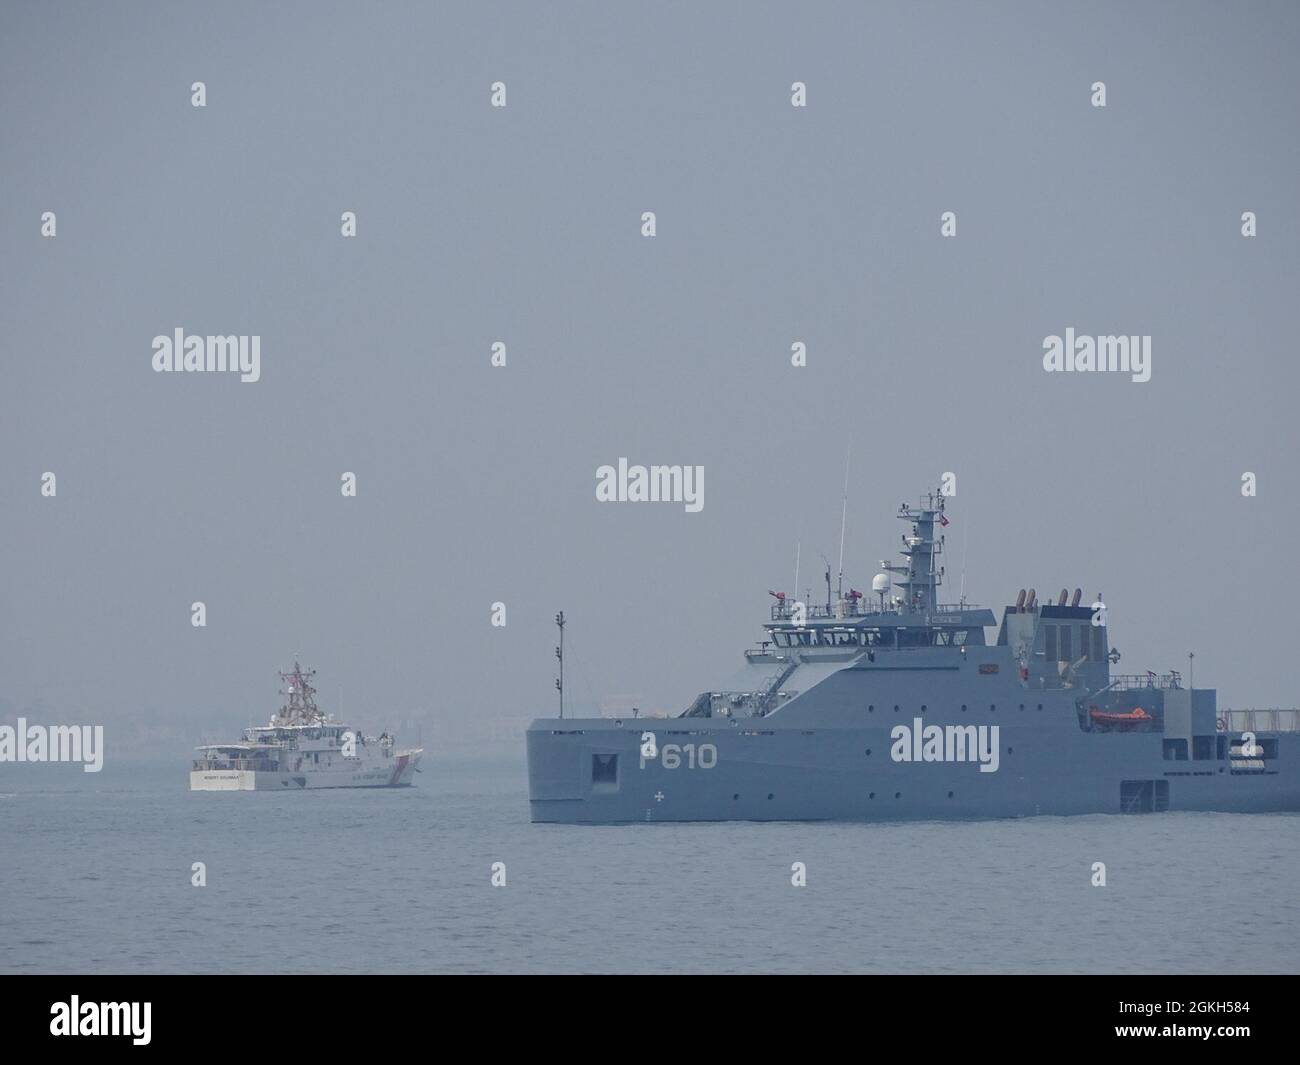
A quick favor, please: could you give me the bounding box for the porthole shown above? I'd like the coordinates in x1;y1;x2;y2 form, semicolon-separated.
732;793;739;800
767;793;774;800
869;792;875;799
894;791;901;799
990;704;996;712
865;748;872;756
893;704;900;713
947;791;954;798
868;704;874;713
961;704;968;712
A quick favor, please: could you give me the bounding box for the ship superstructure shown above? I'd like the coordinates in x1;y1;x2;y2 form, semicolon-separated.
527;489;1299;822
190;663;422;791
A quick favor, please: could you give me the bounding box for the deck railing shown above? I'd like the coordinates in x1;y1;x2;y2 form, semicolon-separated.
1109;673;1182;691
1220;709;1300;733
769;601;979;621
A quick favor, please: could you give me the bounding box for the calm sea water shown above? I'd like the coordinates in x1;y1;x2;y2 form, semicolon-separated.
1;757;1297;974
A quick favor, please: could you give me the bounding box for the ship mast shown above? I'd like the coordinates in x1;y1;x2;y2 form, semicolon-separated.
883;488;946;613
276;661;322;726
555;612;565;720
837;442;851;603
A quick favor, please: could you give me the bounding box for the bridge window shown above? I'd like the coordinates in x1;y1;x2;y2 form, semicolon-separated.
1044;625;1057;660
1060;625;1073;662
1092;626;1105;661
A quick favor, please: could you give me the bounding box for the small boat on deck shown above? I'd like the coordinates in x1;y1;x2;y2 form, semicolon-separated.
1089;705;1153;731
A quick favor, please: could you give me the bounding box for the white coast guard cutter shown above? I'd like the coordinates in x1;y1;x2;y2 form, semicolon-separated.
190;663;422;791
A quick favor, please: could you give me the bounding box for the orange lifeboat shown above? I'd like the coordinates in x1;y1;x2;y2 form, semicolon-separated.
1089;705;1152;731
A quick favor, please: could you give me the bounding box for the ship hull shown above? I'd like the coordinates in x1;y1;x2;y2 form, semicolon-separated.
189;749;421;791
527;720;1300;823
528;490;1300;823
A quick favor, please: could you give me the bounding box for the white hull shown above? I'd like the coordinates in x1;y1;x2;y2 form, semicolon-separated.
189;748;422;791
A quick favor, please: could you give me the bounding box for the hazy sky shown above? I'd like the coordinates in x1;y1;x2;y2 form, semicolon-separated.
3;1;1298;755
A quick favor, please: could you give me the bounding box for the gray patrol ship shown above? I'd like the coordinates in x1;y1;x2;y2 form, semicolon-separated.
527;488;1299;822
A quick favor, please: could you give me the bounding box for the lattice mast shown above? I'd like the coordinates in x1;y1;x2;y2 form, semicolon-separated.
275;661;324;726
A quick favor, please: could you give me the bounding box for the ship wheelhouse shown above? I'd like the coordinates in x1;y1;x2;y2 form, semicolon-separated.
192;743;282;772
767;620;987;649
681;491;1001;721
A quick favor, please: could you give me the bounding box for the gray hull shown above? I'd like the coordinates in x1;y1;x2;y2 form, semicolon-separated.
529;719;1300;823
528;650;1300;823
528;490;1300;824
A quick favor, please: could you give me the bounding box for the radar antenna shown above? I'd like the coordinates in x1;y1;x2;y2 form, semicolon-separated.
276;661;323;726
